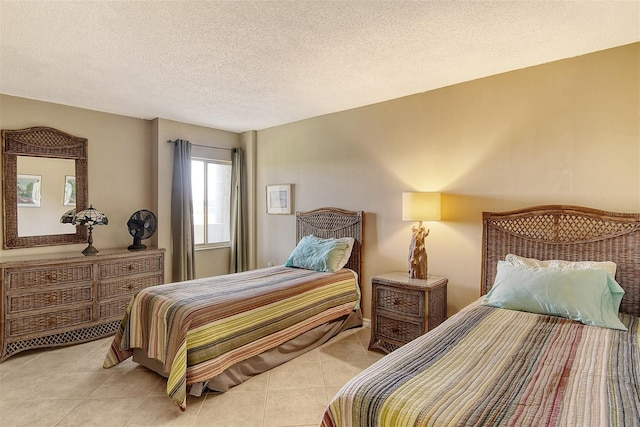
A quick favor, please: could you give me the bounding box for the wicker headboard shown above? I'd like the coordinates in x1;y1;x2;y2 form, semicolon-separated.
296;208;363;283
481;205;640;317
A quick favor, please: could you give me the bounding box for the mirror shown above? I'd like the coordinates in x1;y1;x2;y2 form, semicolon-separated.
2;127;88;249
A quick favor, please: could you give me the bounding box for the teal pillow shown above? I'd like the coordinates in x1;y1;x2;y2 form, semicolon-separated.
285;235;350;273
482;261;627;330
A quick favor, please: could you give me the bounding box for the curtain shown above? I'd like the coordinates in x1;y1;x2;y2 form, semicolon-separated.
229;147;248;273
170;139;195;281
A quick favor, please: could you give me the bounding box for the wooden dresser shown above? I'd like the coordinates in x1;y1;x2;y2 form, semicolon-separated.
0;248;164;361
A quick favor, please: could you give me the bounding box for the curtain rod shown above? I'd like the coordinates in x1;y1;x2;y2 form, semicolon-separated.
166;140;235;151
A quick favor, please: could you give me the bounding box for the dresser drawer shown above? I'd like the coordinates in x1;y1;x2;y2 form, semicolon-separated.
374;314;423;344
5;265;93;290
7;306;93;337
376;285;424;317
98;297;131;320
98;256;163;279
7;285;93;314
98;274;162;299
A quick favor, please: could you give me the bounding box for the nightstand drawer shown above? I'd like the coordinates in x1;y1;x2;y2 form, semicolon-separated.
376;285;424;317
375;314;423;344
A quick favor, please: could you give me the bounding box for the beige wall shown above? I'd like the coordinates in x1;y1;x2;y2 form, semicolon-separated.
0;97;247;282
1;44;638;319
0;95;153;257
256;43;640;319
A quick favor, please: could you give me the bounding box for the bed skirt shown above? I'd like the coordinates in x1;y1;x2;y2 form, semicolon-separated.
132;308;363;395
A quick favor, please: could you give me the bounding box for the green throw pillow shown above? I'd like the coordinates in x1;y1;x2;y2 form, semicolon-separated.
285;235;350;273
482;261;626;330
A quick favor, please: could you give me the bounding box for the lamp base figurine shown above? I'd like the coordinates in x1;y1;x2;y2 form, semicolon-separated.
408;221;429;279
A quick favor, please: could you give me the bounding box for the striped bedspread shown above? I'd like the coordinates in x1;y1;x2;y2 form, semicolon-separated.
104;266;359;410
323;300;640;427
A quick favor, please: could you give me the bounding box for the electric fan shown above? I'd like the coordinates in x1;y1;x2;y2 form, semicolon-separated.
127;210;158;251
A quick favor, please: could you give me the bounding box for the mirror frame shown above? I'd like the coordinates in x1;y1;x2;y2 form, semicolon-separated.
2;127;88;249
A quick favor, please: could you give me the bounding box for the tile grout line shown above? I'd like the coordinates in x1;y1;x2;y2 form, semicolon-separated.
261;370;271;427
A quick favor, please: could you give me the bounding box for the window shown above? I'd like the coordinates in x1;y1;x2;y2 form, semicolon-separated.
191;158;232;247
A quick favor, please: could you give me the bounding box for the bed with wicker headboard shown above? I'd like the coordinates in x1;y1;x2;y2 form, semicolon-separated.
104;207;364;410
322;205;640;427
482;205;640;316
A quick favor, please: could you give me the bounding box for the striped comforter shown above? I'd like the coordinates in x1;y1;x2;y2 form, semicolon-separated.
104;266;359;410
323;300;640;427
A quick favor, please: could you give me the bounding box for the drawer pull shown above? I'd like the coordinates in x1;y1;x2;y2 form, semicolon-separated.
391;327;400;334
128;264;139;271
48;317;57;326
49;294;57;303
46;272;58;282
393;298;402;305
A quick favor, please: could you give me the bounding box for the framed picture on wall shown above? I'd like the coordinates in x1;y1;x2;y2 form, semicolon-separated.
266;184;293;214
17;174;42;207
64;175;76;206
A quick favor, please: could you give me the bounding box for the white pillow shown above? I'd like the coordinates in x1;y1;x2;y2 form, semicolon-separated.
335;237;355;270
505;254;617;278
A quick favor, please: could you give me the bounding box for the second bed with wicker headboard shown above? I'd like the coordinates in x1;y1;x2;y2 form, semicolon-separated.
322;204;640;427
482;205;640;317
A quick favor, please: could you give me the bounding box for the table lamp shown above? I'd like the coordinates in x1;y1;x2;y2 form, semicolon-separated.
72;205;108;255
402;192;441;279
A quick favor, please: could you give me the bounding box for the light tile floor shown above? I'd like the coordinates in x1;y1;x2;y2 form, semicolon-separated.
0;327;384;427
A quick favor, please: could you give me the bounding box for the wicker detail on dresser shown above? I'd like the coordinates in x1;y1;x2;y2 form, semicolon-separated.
99;299;131;319
369;272;448;354
9;286;93;312
0;248;164;361
9;307;94;336
98;275;160;299
4;321;120;360
6;265;93;289
99;257;163;278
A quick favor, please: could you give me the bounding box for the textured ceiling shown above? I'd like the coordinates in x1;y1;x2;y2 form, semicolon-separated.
1;1;638;133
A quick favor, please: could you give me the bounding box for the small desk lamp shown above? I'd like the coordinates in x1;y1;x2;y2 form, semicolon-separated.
402;192;441;279
72;205;108;256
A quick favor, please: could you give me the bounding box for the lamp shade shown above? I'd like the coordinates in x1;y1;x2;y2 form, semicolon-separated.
70;205;108;256
402;192;441;221
60;208;76;224
72;205;108;226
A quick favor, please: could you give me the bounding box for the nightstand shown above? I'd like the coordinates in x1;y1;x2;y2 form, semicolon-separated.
368;272;448;353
